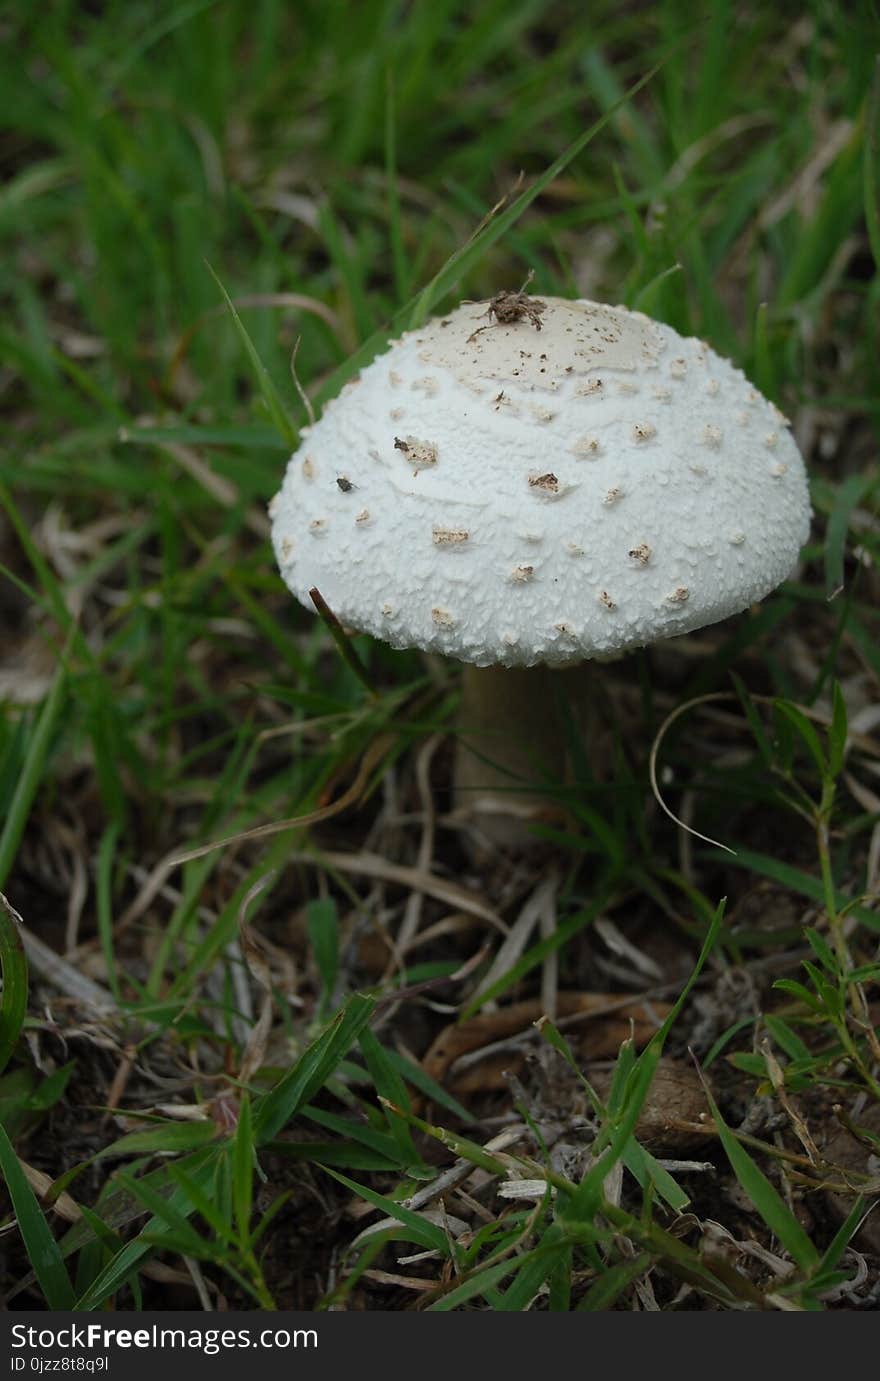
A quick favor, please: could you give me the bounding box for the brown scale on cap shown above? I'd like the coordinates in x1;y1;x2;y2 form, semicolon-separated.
571;435;601;458
394;435;437;469
412;376;439;396
510;564;535;583
528;472;559;494
628;543;651;565
575;377;604;398
433;527;469;545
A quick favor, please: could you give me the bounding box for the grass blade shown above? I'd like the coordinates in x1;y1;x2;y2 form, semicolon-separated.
704;1088;820;1275
0;893;27;1076
0;1121;75;1309
864;55;880;270
319;1165;448;1253
205;262;298;449
578;1251;651;1311
409;57;668;327
253;993;376;1143
0;650;70;892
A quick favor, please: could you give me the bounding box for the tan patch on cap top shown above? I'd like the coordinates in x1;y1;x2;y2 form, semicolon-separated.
415;297;663;390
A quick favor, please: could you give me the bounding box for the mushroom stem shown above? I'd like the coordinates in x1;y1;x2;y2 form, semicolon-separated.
453;664;568;848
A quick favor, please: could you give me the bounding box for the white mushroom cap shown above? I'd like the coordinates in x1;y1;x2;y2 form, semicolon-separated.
269;296;811;668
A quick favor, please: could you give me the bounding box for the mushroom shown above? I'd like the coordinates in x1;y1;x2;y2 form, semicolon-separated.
269;295;811;846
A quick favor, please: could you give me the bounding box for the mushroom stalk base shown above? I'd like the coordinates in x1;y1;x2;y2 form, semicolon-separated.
453;664;568;850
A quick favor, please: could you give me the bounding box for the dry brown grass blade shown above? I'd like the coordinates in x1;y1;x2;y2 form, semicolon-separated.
289;337;316;428
128;438;271;540
538;869;559;1021
113;734;394;937
20;1162;81;1225
650;685;880;857
166;291;343;389
471;873;558;1001
362;1269;436;1291
284;848;506;932
649;691;739;855
422;991;670;1094
19;924;117;1016
390;732;443;967
237;874;277;1085
150;732;395;880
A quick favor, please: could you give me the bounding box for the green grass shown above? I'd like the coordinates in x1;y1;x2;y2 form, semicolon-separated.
1;0;879;1311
